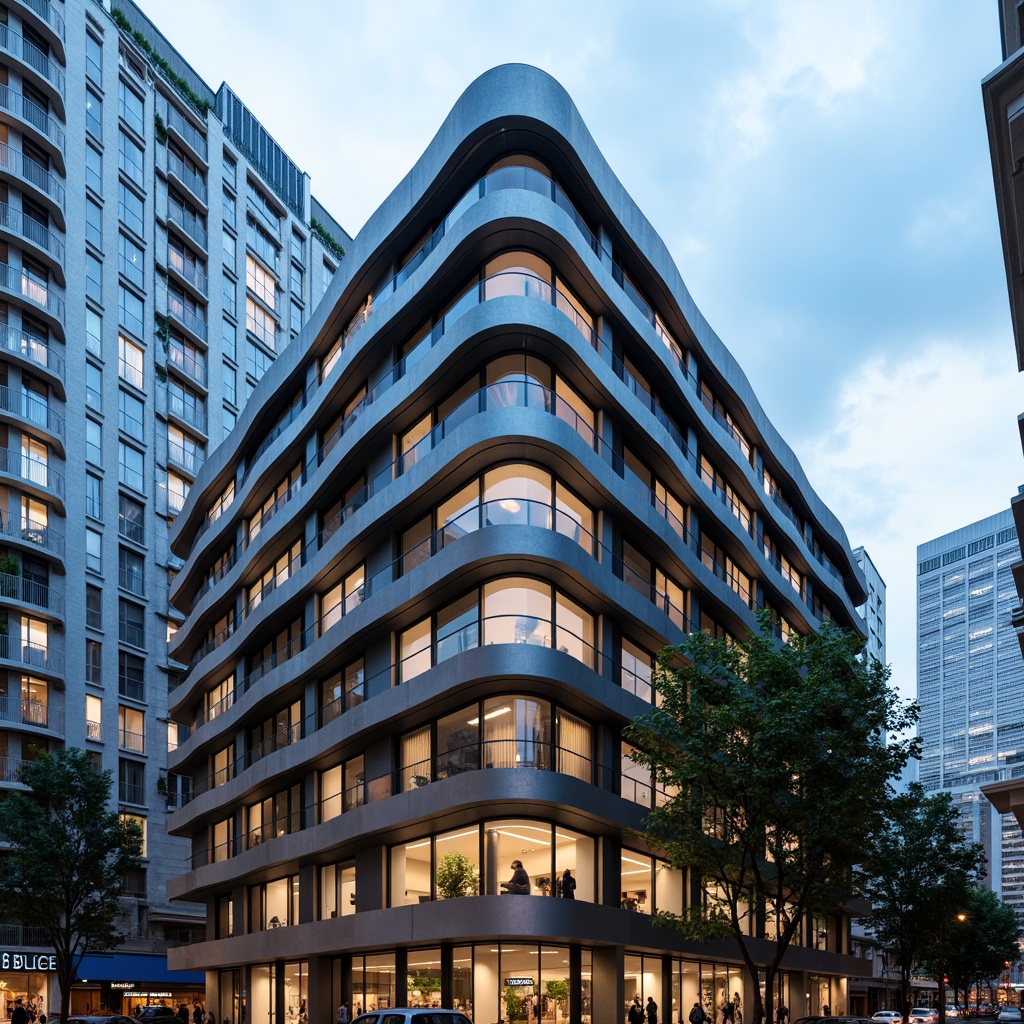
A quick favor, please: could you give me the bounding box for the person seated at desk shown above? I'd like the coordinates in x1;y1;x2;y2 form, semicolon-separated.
500;859;531;894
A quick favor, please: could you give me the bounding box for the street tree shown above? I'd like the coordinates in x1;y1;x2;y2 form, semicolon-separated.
0;748;143;1024
624;614;917;1024
859;783;984;1024
920;883;1019;1014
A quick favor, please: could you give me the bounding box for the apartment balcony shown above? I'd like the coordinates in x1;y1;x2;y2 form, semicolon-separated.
0;202;64;282
0;754;26;784
0;632;62;678
166;104;208;164
168;344;208;389
0;509;63;569
0;695;62;734
163;286;208;343
0;322;64;397
0;24;65;116
0;570;63;618
0;262;64;335
166;150;208;208
167;438;205;478
165;243;208;298
0;383;64;448
164;389;209;437
0;446;64;508
11;0;65;62
0;141;64;224
166;201;208;252
0;84;65;171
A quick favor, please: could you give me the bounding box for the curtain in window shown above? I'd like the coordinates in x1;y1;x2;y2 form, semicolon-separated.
557;711;591;782
402;727;431;791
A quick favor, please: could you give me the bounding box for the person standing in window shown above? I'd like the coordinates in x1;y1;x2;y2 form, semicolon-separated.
557;868;576;899
500;859;530;894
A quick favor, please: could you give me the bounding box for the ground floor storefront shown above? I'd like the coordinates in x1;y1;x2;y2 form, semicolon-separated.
206;945;848;1024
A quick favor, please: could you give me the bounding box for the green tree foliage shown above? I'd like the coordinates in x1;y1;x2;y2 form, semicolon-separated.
435;850;478;899
625;614;918;1024
0;749;143;1024
859;784;984;1024
932;885;1021;1012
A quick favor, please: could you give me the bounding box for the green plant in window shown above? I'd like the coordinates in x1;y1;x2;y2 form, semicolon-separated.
435;850;478;899
154;112;167;145
0;555;20;597
504;986;525;1022
545;980;569;1003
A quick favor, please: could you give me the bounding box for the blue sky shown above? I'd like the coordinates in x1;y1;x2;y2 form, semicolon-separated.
140;0;1022;707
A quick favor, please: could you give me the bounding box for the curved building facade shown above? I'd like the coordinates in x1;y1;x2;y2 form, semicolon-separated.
167;65;869;1024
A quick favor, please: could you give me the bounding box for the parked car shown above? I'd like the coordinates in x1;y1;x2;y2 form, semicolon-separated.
352;1011;472;1024
996;1009;1022;1023
68;1017;136;1024
909;1010;939;1024
136;1011;179;1023
873;1012;903;1024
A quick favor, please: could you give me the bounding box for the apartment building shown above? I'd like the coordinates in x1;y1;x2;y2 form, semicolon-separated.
165;64;872;1024
0;0;348;1009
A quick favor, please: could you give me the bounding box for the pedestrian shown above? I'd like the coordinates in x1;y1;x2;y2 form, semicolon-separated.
646;996;659;1024
557;868;576;899
777;1005;788;1024
628;996;645;1024
194;1004;204;1024
12;999;28;1024
207;1012;216;1024
337;1003;350;1024
178;1005;190;1024
723;1000;734;1024
689;1003;707;1024
822;1007;831;1018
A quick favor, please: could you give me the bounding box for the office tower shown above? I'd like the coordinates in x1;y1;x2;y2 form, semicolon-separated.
0;0;348;1008
166;65;872;1024
853;547;885;670
916;510;1024;975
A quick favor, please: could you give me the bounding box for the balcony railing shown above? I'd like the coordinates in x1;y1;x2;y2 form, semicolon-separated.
0;84;64;152
0;510;62;559
119;728;145;753
166;245;208;297
0;25;65;95
0;632;61;674
0;383;63;438
0;923;49;946
118;512;144;547
0;446;63;497
0;321;63;380
167;439;204;477
119;622;146;649
166;390;208;435
119;781;145;805
14;0;65;42
163;287;208;341
166;105;208;162
0;696;59;731
168;344;208;387
119;566;145;597
0;201;64;264
0;141;64;209
0;262;64;320
167;201;208;251
0;571;62;615
166;150;208;205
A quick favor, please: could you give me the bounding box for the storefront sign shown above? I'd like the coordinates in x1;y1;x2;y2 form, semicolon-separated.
111;985;173;996
0;952;57;971
505;978;535;987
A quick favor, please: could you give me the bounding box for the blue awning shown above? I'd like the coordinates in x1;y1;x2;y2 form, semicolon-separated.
76;953;204;985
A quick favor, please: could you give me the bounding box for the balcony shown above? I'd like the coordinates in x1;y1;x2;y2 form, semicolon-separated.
166;244;208;297
166;105;208;163
163;287;208;343
166;200;208;251
11;0;65;58
0;696;61;732
0;510;63;562
0;571;63;616
0;321;63;388
0;262;64;328
0;446;63;499
0;25;65;108
0;633;61;675
0;141;64;217
0;383;63;441
0;202;64;276
166;390;208;436
168;344;208;388
0;84;64;162
167;439;204;478
166;150;208;206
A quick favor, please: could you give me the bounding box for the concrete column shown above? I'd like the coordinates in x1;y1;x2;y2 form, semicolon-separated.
307;955;333;1024
441;945;454;1010
394;949;408;1009
600;834;621;908
354;844;383;912
592;946;624;1024
569;945;582;1024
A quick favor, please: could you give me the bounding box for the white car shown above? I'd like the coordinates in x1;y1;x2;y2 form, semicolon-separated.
909;1011;938;1024
872;1013;902;1024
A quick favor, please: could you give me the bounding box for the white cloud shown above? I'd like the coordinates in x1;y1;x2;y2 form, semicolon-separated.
796;340;1023;705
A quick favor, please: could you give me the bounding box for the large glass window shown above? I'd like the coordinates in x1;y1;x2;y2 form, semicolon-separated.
622;638;654;702
320;861;356;919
